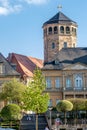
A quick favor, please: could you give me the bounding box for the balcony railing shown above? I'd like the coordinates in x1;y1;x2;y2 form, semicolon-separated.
63;87;87;91
45;87;87;92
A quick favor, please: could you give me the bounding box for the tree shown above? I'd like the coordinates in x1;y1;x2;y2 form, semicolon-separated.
56;100;73;124
1;104;22;127
68;98;85;124
1;104;21;121
23;68;49;130
0;78;26;105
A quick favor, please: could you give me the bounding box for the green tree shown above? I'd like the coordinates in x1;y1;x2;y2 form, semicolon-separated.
1;104;21;121
56;100;73;124
0;78;26;105
68;98;85;124
23;68;49;130
1;104;22;127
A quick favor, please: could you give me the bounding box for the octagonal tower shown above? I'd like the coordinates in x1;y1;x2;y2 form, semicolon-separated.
43;11;78;64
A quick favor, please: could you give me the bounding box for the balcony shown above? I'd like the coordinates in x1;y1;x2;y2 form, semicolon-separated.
63;87;87;92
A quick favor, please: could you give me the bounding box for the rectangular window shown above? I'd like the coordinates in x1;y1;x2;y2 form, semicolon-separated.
48;99;52;107
64;42;67;48
56;99;60;105
55;77;60;88
66;77;71;88
46;77;51;88
0;64;5;74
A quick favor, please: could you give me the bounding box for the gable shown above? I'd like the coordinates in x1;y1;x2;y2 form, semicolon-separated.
63;63;87;70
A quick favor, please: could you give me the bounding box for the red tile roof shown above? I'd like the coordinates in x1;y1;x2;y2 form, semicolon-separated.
8;53;43;78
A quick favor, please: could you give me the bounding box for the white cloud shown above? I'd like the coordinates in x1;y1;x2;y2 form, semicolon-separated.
0;0;22;15
0;0;49;15
23;0;48;4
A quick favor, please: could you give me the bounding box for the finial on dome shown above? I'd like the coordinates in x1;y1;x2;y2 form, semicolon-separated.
57;5;62;11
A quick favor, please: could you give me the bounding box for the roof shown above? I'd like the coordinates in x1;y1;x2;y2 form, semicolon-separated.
8;53;43;78
42;48;87;70
43;11;77;26
0;53;20;76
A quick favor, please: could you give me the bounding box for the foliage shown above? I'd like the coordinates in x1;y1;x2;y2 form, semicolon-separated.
1;104;22;121
56;100;73;112
56;100;73;125
68;98;85;111
23;68;49;114
0;78;26;104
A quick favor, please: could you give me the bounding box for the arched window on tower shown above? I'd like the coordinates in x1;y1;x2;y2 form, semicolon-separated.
73;43;75;47
44;28;47;36
48;27;52;34
66;26;70;34
60;26;64;34
52;42;55;49
72;27;76;35
74;28;77;35
54;26;58;34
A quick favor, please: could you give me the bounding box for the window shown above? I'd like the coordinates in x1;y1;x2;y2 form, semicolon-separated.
44;28;47;36
66;77;71;88
46;77;51;88
72;27;76;35
56;99;60;105
48;99;52;107
48;27;52;34
73;43;75;47
64;42;67;48
55;59;59;65
55;77;60;88
66;26;70;34
0;64;5;74
52;42;55;49
60;26;64;33
75;74;83;89
54;26;58;34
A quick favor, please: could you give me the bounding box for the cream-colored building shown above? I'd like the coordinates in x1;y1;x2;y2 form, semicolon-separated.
42;11;87;107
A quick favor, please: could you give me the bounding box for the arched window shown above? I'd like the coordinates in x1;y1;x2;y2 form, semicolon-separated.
54;26;58;34
48;27;52;34
60;26;64;33
73;43;75;47
52;42;55;49
74;28;76;35
72;27;76;35
44;28;47;36
74;74;83;90
72;27;74;32
66;26;70;34
64;42;67;48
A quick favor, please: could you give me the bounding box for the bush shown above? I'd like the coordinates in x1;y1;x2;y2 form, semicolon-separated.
1;104;22;121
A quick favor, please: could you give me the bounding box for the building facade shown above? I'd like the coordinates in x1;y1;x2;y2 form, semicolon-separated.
0;53;20;109
42;11;87;107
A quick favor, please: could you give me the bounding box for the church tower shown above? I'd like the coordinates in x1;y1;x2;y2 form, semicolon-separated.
43;10;78;64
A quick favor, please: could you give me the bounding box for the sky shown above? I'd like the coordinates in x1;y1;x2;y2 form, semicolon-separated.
0;0;87;59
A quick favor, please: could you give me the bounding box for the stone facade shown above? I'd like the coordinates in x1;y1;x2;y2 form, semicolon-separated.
43;12;77;63
42;11;87;107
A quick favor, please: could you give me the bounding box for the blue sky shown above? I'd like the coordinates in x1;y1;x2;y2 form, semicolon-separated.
0;0;87;59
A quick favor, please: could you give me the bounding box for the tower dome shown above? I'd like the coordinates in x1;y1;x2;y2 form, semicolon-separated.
43;11;78;64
